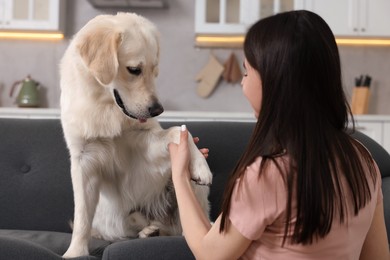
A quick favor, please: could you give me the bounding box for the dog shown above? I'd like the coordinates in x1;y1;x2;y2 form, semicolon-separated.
59;13;212;258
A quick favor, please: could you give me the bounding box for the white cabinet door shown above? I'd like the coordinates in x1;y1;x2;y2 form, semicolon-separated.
195;0;248;34
304;0;390;37
354;121;383;146
303;0;356;36
0;1;5;27
383;123;390;155
0;0;63;31
360;0;390;37
195;0;302;34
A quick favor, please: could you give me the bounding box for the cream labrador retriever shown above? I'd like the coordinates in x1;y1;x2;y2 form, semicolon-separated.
60;13;212;258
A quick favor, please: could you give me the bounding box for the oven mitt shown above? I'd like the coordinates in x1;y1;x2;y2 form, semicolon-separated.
196;55;224;98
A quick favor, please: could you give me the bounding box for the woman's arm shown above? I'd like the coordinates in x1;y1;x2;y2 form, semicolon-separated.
169;126;251;260
360;202;390;260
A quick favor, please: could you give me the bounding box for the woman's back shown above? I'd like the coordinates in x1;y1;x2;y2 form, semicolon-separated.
229;146;382;259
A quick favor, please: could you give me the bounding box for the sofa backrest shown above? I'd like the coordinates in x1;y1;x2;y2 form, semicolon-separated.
160;121;254;221
0;118;74;233
349;130;390;238
0;118;389;239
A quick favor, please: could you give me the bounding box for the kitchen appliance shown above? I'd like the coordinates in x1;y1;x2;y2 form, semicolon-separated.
10;75;40;107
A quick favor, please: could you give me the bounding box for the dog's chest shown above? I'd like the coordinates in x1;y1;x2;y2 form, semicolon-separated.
92;134;172;199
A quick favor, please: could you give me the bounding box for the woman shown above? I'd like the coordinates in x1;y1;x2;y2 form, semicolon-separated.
169;10;389;259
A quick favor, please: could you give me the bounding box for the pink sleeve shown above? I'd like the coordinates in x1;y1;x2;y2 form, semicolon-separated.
229;157;287;240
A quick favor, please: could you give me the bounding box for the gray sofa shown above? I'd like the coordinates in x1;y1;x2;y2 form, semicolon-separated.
0;117;389;260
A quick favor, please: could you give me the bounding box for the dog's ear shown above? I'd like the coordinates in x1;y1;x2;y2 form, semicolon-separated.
78;29;122;85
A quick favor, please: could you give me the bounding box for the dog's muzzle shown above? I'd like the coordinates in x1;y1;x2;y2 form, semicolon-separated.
113;89;164;120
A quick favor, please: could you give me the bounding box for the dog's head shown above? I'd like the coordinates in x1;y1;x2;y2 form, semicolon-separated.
76;13;163;122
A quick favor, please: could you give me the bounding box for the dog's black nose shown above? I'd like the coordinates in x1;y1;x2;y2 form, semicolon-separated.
149;102;164;117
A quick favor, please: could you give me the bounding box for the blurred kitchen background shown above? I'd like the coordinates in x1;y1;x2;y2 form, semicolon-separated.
0;0;390;114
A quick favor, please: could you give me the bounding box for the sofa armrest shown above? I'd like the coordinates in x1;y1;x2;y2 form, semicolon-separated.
350;130;390;240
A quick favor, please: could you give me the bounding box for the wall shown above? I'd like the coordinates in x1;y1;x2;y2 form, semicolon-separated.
0;0;389;114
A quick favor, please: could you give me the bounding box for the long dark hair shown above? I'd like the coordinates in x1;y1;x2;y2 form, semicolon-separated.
220;10;377;245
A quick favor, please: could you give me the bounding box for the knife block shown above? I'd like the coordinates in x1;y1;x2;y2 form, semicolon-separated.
351;86;370;114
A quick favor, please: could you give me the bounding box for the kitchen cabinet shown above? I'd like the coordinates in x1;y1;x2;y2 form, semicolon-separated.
303;0;390;37
354;121;383;145
353;115;390;155
87;0;168;8
384;123;390;155
195;0;304;34
0;0;64;31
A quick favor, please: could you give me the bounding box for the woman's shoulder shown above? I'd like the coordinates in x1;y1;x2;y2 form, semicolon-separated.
244;155;290;186
248;154;289;172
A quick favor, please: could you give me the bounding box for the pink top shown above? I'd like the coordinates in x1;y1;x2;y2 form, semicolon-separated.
229;154;382;260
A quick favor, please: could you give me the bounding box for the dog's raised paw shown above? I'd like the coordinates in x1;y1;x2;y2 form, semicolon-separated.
138;225;160;238
191;177;212;186
190;156;213;186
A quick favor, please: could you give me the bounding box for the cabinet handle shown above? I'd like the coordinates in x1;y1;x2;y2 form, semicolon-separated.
361;28;366;32
353;28;358;32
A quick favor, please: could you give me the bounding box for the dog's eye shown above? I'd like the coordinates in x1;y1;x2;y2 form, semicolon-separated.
127;67;142;76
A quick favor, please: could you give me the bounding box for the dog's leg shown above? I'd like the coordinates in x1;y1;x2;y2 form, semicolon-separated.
165;126;212;219
138;223;160;238
123;211;149;238
167;127;213;186
63;156;101;258
139;219;182;237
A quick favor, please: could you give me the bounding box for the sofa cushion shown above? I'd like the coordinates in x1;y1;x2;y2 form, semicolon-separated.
0;235;64;260
103;236;194;260
0;229;110;258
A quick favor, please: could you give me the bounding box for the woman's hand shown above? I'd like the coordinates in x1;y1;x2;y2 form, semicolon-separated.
168;125;191;183
193;136;209;159
199;148;209;159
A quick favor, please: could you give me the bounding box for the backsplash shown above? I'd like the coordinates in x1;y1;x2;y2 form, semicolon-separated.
0;0;389;114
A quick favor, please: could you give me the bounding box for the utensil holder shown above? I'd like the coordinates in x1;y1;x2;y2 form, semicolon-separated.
351;86;370;114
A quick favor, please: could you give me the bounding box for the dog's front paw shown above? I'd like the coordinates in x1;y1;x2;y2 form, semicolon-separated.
190;155;213;186
138;225;160;238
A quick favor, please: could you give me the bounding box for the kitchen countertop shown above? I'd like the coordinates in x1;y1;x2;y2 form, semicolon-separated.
0;107;389;122
1;107;389;154
0;107;256;122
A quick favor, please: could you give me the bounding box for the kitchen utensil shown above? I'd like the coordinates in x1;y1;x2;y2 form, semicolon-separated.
10;75;40;107
351;74;372;114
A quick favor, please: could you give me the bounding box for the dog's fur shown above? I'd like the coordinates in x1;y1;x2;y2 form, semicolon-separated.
60;13;212;258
